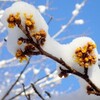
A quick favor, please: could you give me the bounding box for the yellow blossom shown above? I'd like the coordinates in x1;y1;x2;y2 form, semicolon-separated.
74;42;96;68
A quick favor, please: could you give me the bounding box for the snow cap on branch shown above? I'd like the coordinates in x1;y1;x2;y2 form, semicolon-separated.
58;37;98;74
1;1;49;62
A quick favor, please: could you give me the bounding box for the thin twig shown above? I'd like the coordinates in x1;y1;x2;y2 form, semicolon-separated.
34;70;56;84
45;91;51;98
9;86;31;100
1;57;31;100
47;16;53;25
22;83;30;100
31;83;45;100
9;70;55;100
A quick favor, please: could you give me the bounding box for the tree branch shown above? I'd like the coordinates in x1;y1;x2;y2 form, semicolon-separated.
9;19;100;98
22;83;31;100
31;83;45;100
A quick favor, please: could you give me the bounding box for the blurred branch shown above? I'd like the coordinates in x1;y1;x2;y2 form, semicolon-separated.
45;91;51;98
9;70;56;99
1;57;31;100
0;57;16;68
52;0;88;39
22;83;31;100
31;83;45;100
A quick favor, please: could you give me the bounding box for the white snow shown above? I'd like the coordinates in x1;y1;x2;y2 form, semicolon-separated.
0;10;4;15
33;68;40;75
37;5;48;14
59;37;98;73
72;10;79;16
74;19;84;25
0;22;3;27
44;67;51;75
72;3;85;16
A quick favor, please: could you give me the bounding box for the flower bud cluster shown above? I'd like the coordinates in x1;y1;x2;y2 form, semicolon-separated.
7;13;21;28
15;49;27;62
31;29;46;45
7;12;47;62
75;42;96;68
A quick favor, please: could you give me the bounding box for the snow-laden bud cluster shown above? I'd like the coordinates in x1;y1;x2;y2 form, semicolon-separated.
56;37;100;88
57;37;98;75
74;42;96;68
2;1;49;62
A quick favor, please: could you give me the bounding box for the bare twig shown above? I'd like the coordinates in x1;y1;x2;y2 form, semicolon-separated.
9;70;55;100
1;57;31;100
45;91;51;98
31;83;45;100
9;86;31;100
47;16;53;25
22;83;30;100
34;70;56;84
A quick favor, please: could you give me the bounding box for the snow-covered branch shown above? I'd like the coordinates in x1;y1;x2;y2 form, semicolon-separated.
0;1;100;100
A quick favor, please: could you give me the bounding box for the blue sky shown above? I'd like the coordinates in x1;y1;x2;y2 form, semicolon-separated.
0;0;100;97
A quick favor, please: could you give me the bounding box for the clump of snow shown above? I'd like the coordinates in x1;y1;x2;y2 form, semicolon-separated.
0;60;6;68
4;71;9;76
74;19;84;25
60;37;98;73
0;22;3;28
56;36;100;88
72;10;79;16
72;3;85;16
37;5;48;14
44;67;51;75
0;10;4;15
33;68;40;75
